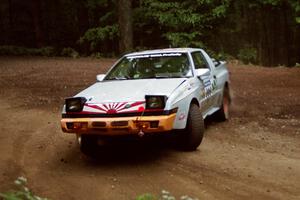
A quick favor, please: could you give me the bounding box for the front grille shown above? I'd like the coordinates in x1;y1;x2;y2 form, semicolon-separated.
66;122;74;129
92;122;106;128
150;121;159;128
111;121;128;127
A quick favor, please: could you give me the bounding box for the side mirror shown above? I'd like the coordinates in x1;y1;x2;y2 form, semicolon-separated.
96;74;105;82
212;58;221;67
195;68;210;77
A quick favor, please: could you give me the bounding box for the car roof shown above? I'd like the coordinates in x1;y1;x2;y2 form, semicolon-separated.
125;48;202;57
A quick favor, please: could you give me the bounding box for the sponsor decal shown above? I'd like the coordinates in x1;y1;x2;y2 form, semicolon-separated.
201;77;217;99
212;79;217;90
127;53;182;59
179;113;186;120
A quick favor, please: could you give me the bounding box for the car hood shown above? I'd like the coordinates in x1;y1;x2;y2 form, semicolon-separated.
76;78;187;103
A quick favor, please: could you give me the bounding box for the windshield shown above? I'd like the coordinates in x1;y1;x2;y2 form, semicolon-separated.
105;53;192;80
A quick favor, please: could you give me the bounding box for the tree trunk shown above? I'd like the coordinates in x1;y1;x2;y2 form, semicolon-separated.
118;0;133;54
31;0;43;47
8;0;13;44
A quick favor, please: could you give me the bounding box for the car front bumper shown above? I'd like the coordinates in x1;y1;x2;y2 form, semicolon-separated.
61;113;176;136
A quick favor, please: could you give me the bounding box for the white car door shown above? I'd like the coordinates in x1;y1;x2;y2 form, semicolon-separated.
191;51;215;114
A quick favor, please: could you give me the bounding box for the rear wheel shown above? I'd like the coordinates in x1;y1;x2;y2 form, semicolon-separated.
179;104;205;151
77;134;98;156
215;86;230;121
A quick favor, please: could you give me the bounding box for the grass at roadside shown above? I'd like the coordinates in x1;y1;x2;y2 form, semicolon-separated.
1;177;199;200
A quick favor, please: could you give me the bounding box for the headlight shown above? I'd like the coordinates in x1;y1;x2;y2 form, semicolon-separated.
65;97;87;112
145;95;167;109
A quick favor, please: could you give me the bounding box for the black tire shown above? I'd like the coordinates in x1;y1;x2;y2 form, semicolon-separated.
215;86;230;121
77;134;98;156
179;104;205;151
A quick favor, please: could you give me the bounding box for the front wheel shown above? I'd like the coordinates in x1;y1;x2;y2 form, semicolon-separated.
77;134;98;156
179;104;205;151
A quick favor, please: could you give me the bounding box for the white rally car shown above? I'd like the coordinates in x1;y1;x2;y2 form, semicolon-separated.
61;48;230;154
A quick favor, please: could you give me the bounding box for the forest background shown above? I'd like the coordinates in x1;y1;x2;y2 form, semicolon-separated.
0;0;299;66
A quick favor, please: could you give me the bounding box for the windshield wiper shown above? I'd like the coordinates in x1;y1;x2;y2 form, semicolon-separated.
106;76;128;80
139;75;186;79
154;75;169;79
155;75;187;78
170;75;187;78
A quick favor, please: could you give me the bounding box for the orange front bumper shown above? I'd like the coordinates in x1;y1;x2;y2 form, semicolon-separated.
61;114;176;136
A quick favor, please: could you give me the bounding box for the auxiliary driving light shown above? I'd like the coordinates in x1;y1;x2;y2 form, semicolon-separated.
145;95;167;109
65;97;87;112
66;122;88;130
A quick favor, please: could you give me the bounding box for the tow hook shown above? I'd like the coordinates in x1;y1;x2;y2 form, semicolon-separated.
138;129;145;137
135;118;146;137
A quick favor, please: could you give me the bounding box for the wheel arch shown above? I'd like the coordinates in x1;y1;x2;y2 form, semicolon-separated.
190;98;200;107
171;95;201;130
224;81;231;104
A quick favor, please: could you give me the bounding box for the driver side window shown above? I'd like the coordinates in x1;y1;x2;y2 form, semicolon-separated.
191;52;209;69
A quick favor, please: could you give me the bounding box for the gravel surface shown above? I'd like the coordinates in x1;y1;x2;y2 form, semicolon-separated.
0;56;299;200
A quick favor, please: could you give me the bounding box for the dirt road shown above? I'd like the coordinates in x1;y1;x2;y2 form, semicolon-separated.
0;57;299;200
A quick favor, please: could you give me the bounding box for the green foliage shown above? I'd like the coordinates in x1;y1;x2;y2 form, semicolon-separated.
144;1;200;28
261;0;281;6
0;46;81;57
136;190;199;200
78;0;118;54
208;50;232;61
295;63;300;67
164;32;204;48
142;0;230;48
294;1;300;23
79;25;118;51
39;47;56;57
0;177;48;200
61;47;79;58
0;0;299;65
136;193;155;200
0;46;56;56
90;52;103;59
0;46;29;55
212;4;228;17
237;48;257;64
